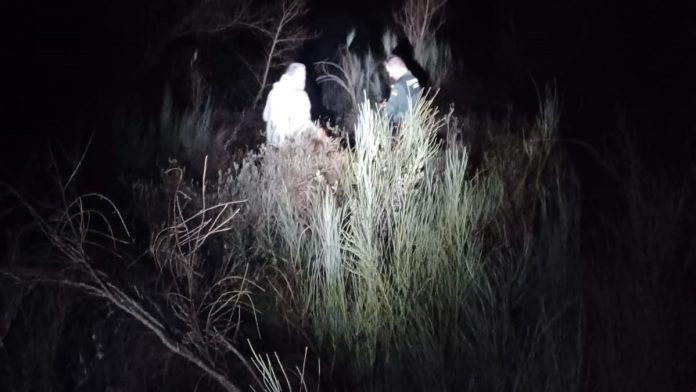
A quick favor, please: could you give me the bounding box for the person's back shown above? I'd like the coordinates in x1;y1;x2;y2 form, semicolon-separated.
263;63;313;147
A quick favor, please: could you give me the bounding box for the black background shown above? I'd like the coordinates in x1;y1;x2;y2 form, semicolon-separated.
2;0;695;174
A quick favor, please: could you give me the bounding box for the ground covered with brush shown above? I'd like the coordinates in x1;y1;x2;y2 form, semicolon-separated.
2;91;695;392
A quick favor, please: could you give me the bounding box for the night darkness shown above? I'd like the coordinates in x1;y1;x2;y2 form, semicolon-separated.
4;0;695;158
2;0;696;390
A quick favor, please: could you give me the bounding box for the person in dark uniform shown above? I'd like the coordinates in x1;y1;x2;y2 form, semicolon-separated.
380;55;423;123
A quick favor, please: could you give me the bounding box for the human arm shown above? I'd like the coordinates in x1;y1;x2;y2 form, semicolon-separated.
262;90;273;123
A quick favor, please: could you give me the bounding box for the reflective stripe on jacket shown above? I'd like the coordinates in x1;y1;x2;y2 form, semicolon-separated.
386;72;422;123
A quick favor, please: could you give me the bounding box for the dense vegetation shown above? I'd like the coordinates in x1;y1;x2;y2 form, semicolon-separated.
2;0;695;391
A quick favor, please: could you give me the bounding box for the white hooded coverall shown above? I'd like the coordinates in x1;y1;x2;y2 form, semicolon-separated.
262;74;313;147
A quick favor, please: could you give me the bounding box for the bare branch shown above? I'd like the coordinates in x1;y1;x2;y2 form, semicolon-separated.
2;153;262;392
252;0;314;108
394;0;452;88
396;0;448;54
315;30;383;119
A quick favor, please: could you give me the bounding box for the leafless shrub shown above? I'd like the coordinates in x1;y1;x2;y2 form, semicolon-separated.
395;0;447;55
144;0;312;108
1;154;269;392
315;29;383;127
249;0;314;108
144;0;256;65
394;0;452;89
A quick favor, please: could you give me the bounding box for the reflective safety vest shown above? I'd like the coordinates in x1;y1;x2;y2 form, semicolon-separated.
385;71;422;123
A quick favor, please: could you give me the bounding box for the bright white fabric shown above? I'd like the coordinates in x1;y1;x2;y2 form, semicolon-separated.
262;74;313;147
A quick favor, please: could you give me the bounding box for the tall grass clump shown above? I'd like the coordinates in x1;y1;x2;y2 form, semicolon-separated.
257;88;583;390
315;29;384;129
1;153;279;391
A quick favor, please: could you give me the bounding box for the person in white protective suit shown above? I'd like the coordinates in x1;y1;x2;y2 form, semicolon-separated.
263;63;325;147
